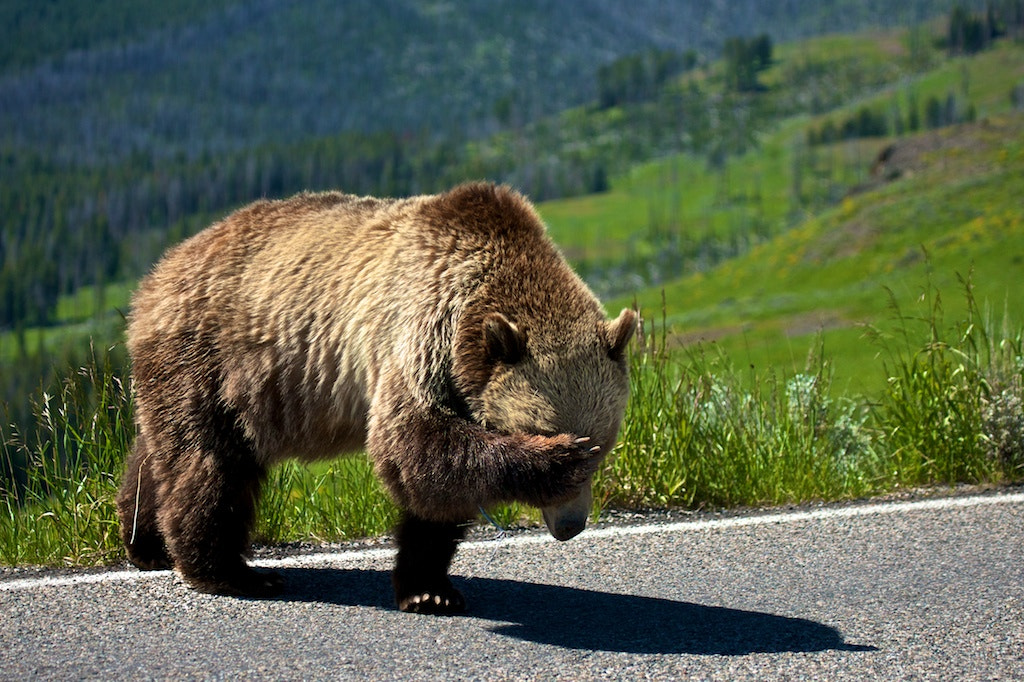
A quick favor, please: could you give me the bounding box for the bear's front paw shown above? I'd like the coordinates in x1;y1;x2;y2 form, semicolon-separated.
397;585;466;615
522;434;603;506
556;435;603;467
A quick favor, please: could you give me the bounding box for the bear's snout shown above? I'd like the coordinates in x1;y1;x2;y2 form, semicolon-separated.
541;483;592;541
545;515;587;541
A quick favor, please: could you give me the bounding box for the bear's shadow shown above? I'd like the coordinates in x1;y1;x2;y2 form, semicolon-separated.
274;567;875;655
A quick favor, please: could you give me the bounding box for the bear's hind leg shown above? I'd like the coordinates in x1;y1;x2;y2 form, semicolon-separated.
159;447;283;598
392;512;468;614
117;433;172;570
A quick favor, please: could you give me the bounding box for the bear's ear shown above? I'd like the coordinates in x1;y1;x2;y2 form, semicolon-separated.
483;312;527;365
606;308;637;361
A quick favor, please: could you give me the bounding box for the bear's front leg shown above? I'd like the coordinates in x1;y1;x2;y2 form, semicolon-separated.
368;377;604;519
392;512;468;614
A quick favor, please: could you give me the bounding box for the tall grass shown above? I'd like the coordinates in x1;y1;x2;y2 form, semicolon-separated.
0;348;129;565
254;458;397;545
595;309;882;511
596;276;1024;512
870;273;1024;485
2;279;1023;567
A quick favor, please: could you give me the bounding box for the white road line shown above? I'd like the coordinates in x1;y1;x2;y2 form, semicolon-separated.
2;491;1022;593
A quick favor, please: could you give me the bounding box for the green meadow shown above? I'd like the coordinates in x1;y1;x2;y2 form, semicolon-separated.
541;35;1024;395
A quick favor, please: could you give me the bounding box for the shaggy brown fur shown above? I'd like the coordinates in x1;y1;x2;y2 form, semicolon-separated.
117;182;635;612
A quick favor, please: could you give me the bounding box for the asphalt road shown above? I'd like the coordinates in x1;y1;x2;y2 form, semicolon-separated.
2;490;1023;680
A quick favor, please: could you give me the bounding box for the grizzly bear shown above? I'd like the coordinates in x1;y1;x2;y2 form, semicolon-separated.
116;182;635;614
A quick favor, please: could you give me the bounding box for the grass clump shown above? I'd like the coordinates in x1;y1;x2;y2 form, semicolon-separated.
255;457;397;546
0;349;130;565
597;277;1024;517
871;274;1024;485
596;315;881;511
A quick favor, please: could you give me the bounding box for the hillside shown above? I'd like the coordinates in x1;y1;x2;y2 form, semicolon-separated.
627;114;1023;394
530;32;1024;394
2;2;987;340
2;5;1022;432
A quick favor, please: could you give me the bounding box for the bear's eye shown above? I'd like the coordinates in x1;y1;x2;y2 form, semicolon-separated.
482;313;527;365
607;344;627;363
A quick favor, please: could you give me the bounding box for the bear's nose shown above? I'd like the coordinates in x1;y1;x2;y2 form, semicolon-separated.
548;518;586;541
541;504;588;541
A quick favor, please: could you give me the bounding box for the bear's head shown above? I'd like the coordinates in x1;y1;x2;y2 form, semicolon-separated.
458;306;637;541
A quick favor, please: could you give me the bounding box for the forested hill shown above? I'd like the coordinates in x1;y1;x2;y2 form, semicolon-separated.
2;0;973;160
0;0;1002;433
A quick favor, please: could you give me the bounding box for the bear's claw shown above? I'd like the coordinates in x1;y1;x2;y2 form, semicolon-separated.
398;588;466;615
573;436;602;455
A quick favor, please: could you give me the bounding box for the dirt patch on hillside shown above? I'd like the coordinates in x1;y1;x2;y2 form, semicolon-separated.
802;116;1021;265
858;115;1021;191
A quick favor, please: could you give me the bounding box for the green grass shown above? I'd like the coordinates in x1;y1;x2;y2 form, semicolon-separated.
0;352;129;565
598;343;883;509
622;113;1024;395
870;276;1024;484
597;277;1024;512
255;458;398;545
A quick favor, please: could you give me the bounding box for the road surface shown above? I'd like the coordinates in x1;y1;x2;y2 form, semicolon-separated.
2;490;1023;680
